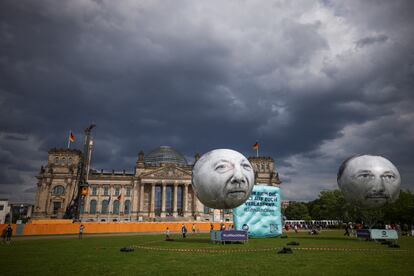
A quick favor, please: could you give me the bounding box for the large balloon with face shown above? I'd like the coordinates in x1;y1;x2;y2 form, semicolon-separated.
337;155;401;208
192;149;255;209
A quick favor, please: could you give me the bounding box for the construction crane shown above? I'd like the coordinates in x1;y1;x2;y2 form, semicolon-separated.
64;124;96;220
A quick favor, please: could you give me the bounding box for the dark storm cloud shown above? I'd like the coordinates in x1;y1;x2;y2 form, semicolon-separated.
0;0;413;202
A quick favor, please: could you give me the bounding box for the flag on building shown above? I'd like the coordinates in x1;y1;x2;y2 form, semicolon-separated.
117;194;122;201
69;132;75;142
252;141;259;157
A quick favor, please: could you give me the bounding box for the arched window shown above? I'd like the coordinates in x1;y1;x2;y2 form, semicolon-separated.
124;200;131;215
101;200;109;214
68;157;73;165
53;185;65;195
54;156;59;164
90;200;97;214
61;157;66;165
113;200;120;215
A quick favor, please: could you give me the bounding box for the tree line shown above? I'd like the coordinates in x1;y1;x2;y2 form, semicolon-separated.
283;189;414;226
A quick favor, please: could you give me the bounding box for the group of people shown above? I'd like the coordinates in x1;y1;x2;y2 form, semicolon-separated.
165;223;198;240
1;224;13;244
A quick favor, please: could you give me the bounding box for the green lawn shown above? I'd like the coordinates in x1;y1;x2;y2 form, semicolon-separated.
1;231;413;275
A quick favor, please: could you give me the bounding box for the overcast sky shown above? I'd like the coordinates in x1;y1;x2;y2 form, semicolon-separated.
1;0;413;203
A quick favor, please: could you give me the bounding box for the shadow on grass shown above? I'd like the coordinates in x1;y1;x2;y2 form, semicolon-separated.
167;237;212;244
293;236;361;242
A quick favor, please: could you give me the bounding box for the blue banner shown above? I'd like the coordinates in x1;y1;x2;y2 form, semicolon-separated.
233;185;282;238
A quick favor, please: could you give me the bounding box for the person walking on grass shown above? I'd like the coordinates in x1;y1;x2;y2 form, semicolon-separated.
181;224;187;238
6;224;13;243
165;227;171;241
79;224;84;239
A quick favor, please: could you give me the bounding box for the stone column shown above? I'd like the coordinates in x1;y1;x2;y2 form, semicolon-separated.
173;183;178;217
161;183;166;218
108;186;113;219
149;183;155;218
84;194;90;219
139;183;145;216
119;187;123;219
183;184;189;217
131;180;138;220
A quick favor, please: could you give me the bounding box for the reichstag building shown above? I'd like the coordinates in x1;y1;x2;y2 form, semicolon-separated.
33;146;281;222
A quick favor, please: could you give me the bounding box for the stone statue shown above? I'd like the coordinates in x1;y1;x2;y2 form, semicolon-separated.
337;155;400;208
192;149;255;209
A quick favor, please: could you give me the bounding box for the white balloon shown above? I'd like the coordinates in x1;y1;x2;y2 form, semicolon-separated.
337;155;401;208
192;149;255;209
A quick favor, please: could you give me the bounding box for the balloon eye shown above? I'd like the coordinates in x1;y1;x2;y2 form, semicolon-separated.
358;173;372;179
242;163;252;170
215;164;228;171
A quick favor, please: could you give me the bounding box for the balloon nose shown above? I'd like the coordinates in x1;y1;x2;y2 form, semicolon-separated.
231;166;246;186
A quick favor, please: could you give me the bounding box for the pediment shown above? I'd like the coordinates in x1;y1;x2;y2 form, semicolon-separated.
140;165;192;180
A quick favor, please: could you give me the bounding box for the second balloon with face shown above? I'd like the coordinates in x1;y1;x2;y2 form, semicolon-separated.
192;149;255;209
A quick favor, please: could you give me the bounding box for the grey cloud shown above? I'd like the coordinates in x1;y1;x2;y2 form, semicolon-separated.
0;0;413;202
356;34;388;48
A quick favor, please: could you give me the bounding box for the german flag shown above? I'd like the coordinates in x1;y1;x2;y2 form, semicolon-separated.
69;132;75;142
252;141;259;150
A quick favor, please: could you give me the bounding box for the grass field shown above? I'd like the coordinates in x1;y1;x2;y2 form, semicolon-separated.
1;231;413;275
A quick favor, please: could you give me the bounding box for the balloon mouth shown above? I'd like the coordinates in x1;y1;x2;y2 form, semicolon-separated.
365;194;388;200
227;191;246;197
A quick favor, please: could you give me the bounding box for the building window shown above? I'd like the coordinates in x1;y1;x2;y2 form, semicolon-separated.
0;205;4;211
54;156;59;164
101;200;109;214
53;202;61;214
124;200;131;215
103;186;109;196
166;186;173;215
80;199;85;214
154;186;162;216
126;187;131;197
90;200;97;214
91;186;97;196
68;157;72;165
177;186;183;216
53;186;65;195
113;200;120;215
204;206;210;214
115;187;120;196
61;157;66;165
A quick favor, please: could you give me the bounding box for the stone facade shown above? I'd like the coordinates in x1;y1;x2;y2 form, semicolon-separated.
33;147;281;222
0;199;11;224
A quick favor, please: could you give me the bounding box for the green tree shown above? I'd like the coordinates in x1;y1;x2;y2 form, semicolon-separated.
308;190;349;220
284;202;311;220
383;190;414;226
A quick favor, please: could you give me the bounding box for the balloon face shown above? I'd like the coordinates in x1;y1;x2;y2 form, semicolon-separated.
192;149;255;209
337;155;401;208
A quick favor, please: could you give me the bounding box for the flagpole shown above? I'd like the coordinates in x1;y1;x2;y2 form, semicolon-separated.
67;130;71;149
256;147;259;158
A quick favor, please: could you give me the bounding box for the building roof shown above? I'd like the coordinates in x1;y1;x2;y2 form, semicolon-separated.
145;146;187;166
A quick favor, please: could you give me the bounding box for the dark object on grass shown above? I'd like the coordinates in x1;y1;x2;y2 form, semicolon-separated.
120;247;135;252
381;241;392;245
280;234;288;239
278;247;293;254
165;238;174;241
388;243;400;248
287;241;300;246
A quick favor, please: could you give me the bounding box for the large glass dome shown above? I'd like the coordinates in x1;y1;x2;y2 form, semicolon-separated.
145;146;188;166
